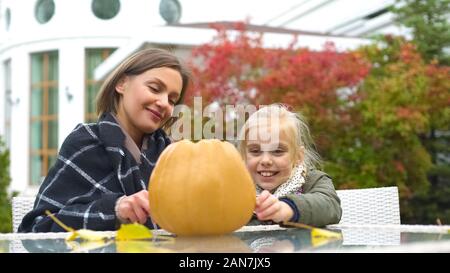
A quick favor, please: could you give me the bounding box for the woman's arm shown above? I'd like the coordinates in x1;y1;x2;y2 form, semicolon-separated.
18;126;123;232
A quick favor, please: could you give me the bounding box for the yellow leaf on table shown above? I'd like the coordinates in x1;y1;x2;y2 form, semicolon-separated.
116;223;153;241
311;228;342;247
66;229;112;242
282;221;342;247
311;228;342;240
67;240;113;253
116;241;172;253
44;210;112;242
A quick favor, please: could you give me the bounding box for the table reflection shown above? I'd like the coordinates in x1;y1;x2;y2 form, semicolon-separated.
341;228;400;245
2;225;450;253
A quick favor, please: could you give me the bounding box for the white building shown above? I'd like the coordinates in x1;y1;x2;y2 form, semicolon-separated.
0;0;401;195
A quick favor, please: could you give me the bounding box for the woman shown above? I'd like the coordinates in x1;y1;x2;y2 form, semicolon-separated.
19;48;191;232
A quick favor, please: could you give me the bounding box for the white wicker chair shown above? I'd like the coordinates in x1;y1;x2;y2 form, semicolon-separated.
11;187;400;232
12;196;36;232
336;186;400;225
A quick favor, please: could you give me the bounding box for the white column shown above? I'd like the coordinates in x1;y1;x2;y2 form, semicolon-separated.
58;42;85;148
9;48;31;193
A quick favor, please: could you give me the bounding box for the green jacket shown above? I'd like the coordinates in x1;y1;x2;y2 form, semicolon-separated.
249;169;342;227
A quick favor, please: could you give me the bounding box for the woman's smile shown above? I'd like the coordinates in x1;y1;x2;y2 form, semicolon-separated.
146;108;163;122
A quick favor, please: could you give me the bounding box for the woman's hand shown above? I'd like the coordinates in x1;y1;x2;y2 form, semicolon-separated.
116;190;150;224
255;190;293;223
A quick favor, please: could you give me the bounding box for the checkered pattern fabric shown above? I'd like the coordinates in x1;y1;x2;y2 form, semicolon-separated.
18;112;171;232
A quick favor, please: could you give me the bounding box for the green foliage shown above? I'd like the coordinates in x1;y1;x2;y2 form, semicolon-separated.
0;137;12;233
324;36;449;223
391;0;450;224
406;175;450;224
392;0;450;65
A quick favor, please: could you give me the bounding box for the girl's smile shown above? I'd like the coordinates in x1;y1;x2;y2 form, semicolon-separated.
256;170;282;185
258;170;279;177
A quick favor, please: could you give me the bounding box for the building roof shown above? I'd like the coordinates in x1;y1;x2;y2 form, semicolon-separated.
179;0;410;38
94;23;371;81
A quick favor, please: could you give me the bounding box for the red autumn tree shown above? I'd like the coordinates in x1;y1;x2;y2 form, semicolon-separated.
187;22;370;150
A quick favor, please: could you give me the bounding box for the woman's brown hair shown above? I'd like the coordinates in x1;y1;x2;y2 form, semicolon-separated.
96;48;191;129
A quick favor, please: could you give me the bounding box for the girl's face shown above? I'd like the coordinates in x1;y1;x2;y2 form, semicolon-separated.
115;67;182;144
245;125;299;192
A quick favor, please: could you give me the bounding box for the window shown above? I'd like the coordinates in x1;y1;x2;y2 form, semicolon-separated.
91;0;120;20
35;0;55;24
3;60;11;149
4;8;11;31
85;48;115;123
30;51;58;186
159;0;182;24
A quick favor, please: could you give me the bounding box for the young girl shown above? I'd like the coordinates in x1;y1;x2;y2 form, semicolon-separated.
238;104;342;227
19;48;191;232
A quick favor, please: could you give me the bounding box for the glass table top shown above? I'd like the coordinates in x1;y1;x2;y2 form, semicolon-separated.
1;224;449;253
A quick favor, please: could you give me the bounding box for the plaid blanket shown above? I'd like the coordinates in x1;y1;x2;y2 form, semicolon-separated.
18;112;171;232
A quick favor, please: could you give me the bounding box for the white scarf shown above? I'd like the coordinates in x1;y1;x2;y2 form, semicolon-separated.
255;164;306;198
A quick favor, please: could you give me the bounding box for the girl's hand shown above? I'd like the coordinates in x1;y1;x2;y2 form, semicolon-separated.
116;190;150;224
255;190;293;223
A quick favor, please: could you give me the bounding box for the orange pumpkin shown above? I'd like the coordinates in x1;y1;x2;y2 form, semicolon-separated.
148;139;256;236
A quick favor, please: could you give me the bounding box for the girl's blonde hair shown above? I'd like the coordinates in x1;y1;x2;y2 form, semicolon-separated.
237;104;322;170
96;48;191;129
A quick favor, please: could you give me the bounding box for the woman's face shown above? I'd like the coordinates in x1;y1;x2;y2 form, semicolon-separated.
245;125;299;192
115;67;182;143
